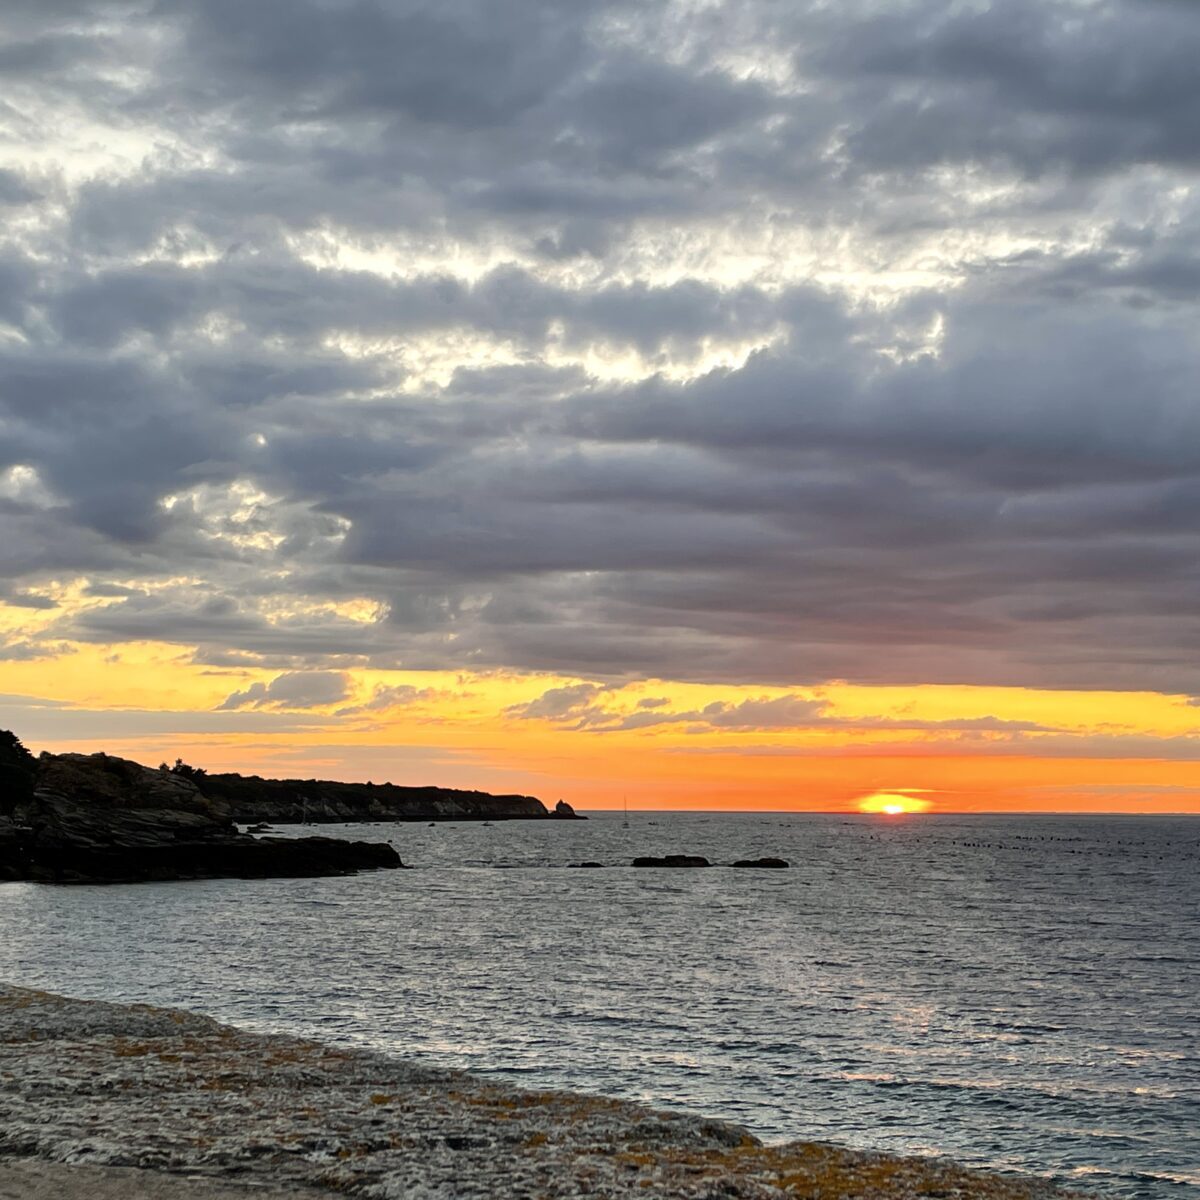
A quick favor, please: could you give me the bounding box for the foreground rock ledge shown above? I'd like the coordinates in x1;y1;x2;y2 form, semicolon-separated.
0;986;1080;1200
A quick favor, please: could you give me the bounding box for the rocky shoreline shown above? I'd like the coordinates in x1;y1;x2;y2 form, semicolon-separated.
0;747;403;885
0;984;1081;1200
0;730;575;885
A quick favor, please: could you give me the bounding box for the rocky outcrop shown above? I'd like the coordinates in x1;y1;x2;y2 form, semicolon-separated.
632;855;712;868
731;857;790;868
0;747;402;884
195;771;581;823
0;985;1078;1200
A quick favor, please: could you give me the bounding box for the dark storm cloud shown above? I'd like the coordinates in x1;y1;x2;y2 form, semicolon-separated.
4;0;1200;693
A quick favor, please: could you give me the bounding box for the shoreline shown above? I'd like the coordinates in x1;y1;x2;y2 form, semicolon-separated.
0;984;1081;1200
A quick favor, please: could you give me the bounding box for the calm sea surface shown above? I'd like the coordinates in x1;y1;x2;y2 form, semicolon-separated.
1;813;1196;1198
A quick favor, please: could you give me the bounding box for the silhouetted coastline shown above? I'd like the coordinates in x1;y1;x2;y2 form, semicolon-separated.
0;729;575;884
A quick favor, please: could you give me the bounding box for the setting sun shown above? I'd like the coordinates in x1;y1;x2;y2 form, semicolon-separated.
857;792;933;815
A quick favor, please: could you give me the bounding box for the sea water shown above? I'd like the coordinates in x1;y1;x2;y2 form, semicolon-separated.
0;813;1196;1198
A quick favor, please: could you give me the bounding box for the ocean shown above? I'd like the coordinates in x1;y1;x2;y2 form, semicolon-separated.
1;813;1196;1198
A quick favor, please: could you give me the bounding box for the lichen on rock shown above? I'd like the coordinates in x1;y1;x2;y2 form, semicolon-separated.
0;984;1083;1200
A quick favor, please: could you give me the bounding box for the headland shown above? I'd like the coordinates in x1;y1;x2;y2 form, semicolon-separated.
0;729;575;885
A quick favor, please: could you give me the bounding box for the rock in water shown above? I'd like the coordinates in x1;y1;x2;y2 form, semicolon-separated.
731;857;790;868
0;748;402;884
631;855;711;868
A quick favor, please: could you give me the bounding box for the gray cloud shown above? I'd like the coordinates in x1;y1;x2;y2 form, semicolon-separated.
0;168;39;205
3;0;1200;696
506;683;609;722
808;0;1200;178
672;732;1200;763
335;683;437;716
217;671;351;711
0;639;74;662
507;684;1061;735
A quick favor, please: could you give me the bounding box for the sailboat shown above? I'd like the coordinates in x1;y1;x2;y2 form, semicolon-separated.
622;794;629;829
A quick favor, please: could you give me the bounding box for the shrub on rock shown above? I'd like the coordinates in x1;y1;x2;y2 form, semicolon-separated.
0;730;37;810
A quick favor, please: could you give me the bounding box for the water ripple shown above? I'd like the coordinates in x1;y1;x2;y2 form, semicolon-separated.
0;812;1196;1199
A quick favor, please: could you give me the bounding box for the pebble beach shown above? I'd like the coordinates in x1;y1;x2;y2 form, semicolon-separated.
0;984;1082;1200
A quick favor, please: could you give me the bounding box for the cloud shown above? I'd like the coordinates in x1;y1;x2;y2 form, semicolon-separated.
335;683;437;715
506;683;609;722
0;589;58;610
506;684;1061;735
0;694;329;743
0;640;74;662
217;671;351;711
2;0;1200;698
0;168;39;206
671;732;1200;763
807;0;1200;179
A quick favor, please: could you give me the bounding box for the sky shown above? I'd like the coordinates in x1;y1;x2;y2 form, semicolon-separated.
3;0;1200;812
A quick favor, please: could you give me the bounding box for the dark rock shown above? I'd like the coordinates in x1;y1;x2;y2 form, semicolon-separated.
552;799;584;819
731;857;790;868
631;855;711;868
0;745;402;885
569;861;605;868
195;770;572;824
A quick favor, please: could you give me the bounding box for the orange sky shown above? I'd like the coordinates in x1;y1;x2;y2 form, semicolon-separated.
4;605;1200;812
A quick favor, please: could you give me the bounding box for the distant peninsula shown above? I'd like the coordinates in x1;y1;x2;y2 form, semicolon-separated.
0;730;576;885
193;765;579;825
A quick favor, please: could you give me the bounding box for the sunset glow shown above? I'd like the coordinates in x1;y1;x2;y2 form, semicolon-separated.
857;794;934;816
5;614;1200;811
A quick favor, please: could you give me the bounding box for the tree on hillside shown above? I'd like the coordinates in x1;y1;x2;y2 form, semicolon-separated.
169;758;207;781
0;730;38;808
